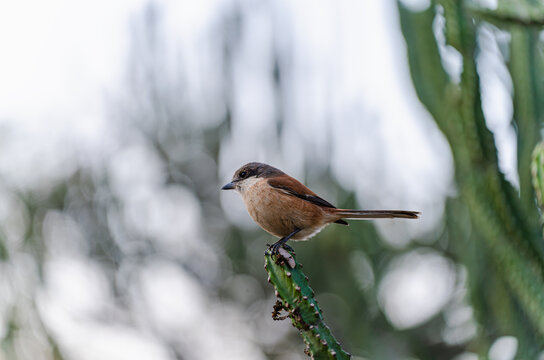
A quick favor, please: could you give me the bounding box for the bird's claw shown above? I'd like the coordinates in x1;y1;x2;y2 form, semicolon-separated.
268;242;294;255
267;228;299;255
282;243;295;253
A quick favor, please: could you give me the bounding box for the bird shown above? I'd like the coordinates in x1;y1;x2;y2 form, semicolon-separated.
221;162;419;254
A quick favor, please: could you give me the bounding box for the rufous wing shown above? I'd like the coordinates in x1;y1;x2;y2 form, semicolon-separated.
267;175;349;225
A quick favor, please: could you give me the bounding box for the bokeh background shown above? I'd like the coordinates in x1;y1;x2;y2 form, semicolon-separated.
0;0;543;359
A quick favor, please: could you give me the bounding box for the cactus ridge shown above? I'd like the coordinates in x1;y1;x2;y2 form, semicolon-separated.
264;249;351;359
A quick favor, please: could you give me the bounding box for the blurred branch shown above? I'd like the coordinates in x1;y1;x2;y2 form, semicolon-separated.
398;4;449;120
264;249;351;359
468;6;544;27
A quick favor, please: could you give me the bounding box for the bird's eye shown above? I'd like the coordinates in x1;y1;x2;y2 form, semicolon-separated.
239;170;248;178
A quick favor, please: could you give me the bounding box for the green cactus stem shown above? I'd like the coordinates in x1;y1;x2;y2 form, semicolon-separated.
532;142;544;213
398;1;544;355
264;248;351;360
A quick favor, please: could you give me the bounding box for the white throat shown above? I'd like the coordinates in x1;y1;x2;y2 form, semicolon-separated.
236;177;261;196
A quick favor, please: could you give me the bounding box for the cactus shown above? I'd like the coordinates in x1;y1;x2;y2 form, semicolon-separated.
264;248;351;359
398;0;544;356
532;142;544;213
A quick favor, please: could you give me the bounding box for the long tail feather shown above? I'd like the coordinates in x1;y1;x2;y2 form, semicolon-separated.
333;209;420;219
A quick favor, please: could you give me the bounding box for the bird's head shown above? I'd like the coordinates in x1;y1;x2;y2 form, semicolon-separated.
221;162;283;193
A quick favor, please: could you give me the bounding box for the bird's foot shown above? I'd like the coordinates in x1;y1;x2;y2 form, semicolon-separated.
268;240;294;255
267;228;300;255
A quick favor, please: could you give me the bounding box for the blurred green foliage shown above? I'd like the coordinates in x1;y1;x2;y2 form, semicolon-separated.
399;0;544;357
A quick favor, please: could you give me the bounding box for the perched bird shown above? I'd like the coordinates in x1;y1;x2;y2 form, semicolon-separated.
222;162;419;253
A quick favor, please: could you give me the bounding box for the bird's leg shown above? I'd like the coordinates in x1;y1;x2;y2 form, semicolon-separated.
269;228;301;255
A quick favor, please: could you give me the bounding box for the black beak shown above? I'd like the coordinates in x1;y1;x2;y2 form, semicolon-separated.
221;182;236;190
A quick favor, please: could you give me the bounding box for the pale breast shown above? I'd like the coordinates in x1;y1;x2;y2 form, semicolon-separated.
241;179;328;240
